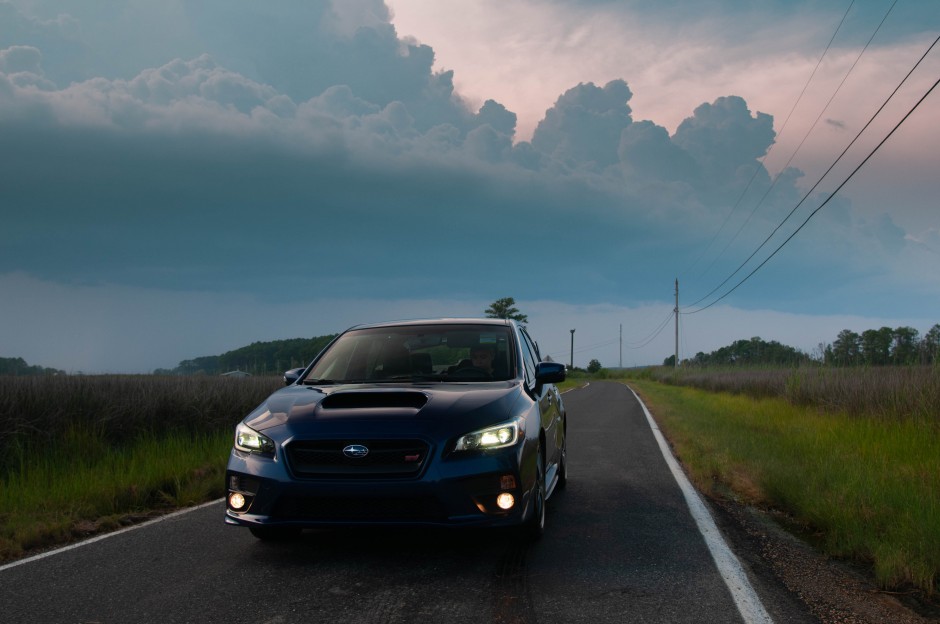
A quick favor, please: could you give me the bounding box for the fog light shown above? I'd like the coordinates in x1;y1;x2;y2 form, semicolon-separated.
229;492;246;510
496;492;515;510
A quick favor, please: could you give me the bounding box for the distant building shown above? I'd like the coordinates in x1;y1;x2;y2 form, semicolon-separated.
221;370;252;378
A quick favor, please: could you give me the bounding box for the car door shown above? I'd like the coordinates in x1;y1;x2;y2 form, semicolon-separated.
520;328;560;467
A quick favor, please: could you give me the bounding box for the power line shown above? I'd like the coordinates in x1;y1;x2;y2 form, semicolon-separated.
545;311;677;361
684;28;938;312
622;308;675;348
684;0;899;308
626;309;675;350
679;0;858;283
684;70;940;315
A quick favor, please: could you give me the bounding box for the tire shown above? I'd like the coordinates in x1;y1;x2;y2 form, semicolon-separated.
249;525;302;541
522;444;546;541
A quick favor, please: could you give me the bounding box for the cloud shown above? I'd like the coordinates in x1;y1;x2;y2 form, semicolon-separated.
672;96;775;190
618;120;700;184
1;0;938;374
0;44;54;88
0;36;929;316
531;79;633;169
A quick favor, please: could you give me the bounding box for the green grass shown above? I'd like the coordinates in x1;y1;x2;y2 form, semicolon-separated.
0;374;280;561
629;378;940;594
0;428;232;561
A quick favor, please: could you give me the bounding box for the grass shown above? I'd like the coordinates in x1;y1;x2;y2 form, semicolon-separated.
628;377;940;594
637;364;940;424
0;428;234;561
0;375;281;562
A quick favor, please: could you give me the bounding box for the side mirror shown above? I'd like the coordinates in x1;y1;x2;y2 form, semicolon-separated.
535;361;566;386
283;367;305;386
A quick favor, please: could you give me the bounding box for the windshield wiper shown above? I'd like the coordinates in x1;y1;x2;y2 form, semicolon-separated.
302;378;337;385
374;374;447;382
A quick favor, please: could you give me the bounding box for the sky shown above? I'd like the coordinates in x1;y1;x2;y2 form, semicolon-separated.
1;0;938;373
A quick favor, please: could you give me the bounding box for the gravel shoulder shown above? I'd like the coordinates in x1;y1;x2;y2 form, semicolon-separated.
708;494;939;624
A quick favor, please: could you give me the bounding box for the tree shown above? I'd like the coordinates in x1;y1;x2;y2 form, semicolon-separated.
890;326;919;365
587;359;602;373
922;324;940;364
830;329;861;366
678;337;810;367
484;297;528;323
861;327;893;366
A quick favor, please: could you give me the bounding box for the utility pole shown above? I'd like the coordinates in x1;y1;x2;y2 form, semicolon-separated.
569;329;575;370
619;324;622;369
674;279;679;369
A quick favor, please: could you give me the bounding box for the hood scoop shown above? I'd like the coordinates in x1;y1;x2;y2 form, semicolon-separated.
320;391;428;410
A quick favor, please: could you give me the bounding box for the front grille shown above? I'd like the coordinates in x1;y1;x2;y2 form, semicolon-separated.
285;439;430;478
271;495;446;522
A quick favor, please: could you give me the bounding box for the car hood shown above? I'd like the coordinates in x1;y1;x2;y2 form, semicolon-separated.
244;382;525;435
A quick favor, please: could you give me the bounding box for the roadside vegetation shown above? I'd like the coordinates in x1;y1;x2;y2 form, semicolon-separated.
0;375;281;561
576;364;938;596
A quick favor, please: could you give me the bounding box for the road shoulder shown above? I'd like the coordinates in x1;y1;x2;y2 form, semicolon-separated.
707;487;937;624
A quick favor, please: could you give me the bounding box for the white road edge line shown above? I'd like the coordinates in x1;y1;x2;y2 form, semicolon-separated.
626;384;775;624
0;498;224;574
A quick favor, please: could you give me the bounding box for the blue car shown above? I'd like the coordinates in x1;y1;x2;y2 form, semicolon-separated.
224;318;567;540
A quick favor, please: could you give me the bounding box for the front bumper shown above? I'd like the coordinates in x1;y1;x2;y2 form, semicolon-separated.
224;443;533;530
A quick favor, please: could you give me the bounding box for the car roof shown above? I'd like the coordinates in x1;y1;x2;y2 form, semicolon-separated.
346;318;514;331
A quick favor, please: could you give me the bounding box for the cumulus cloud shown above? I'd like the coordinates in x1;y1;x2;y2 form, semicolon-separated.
476;99;516;137
618;120;700;184
0;0;933;338
0;44;41;73
672;96;775;190
0;44;54;88
531;79;633;169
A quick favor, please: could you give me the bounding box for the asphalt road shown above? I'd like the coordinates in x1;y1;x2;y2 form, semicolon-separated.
1;381;815;624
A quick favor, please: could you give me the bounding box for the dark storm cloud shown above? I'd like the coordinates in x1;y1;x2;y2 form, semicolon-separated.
672;96;775;190
618;120;700;184
530;80;633;170
0;0;923;315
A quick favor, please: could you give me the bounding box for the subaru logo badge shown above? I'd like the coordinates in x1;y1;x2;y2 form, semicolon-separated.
343;444;369;458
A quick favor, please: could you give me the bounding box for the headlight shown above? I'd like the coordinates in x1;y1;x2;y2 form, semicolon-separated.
455;418;524;451
235;422;276;455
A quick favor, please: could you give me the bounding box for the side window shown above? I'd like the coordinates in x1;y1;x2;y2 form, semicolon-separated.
524;330;542;362
519;330;538;385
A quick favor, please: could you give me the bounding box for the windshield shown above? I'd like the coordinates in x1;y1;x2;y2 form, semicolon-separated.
305;324;515;383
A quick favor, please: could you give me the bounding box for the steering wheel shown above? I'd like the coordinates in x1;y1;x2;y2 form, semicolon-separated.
448;366;492;380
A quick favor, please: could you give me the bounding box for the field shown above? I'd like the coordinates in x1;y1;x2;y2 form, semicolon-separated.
622;365;939;595
635;365;940;423
0;375;281;561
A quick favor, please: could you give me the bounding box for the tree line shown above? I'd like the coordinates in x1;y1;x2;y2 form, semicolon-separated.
822;324;940;367
664;323;940;367
154;335;337;376
666;336;812;367
0;356;65;376
159;297;529;375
